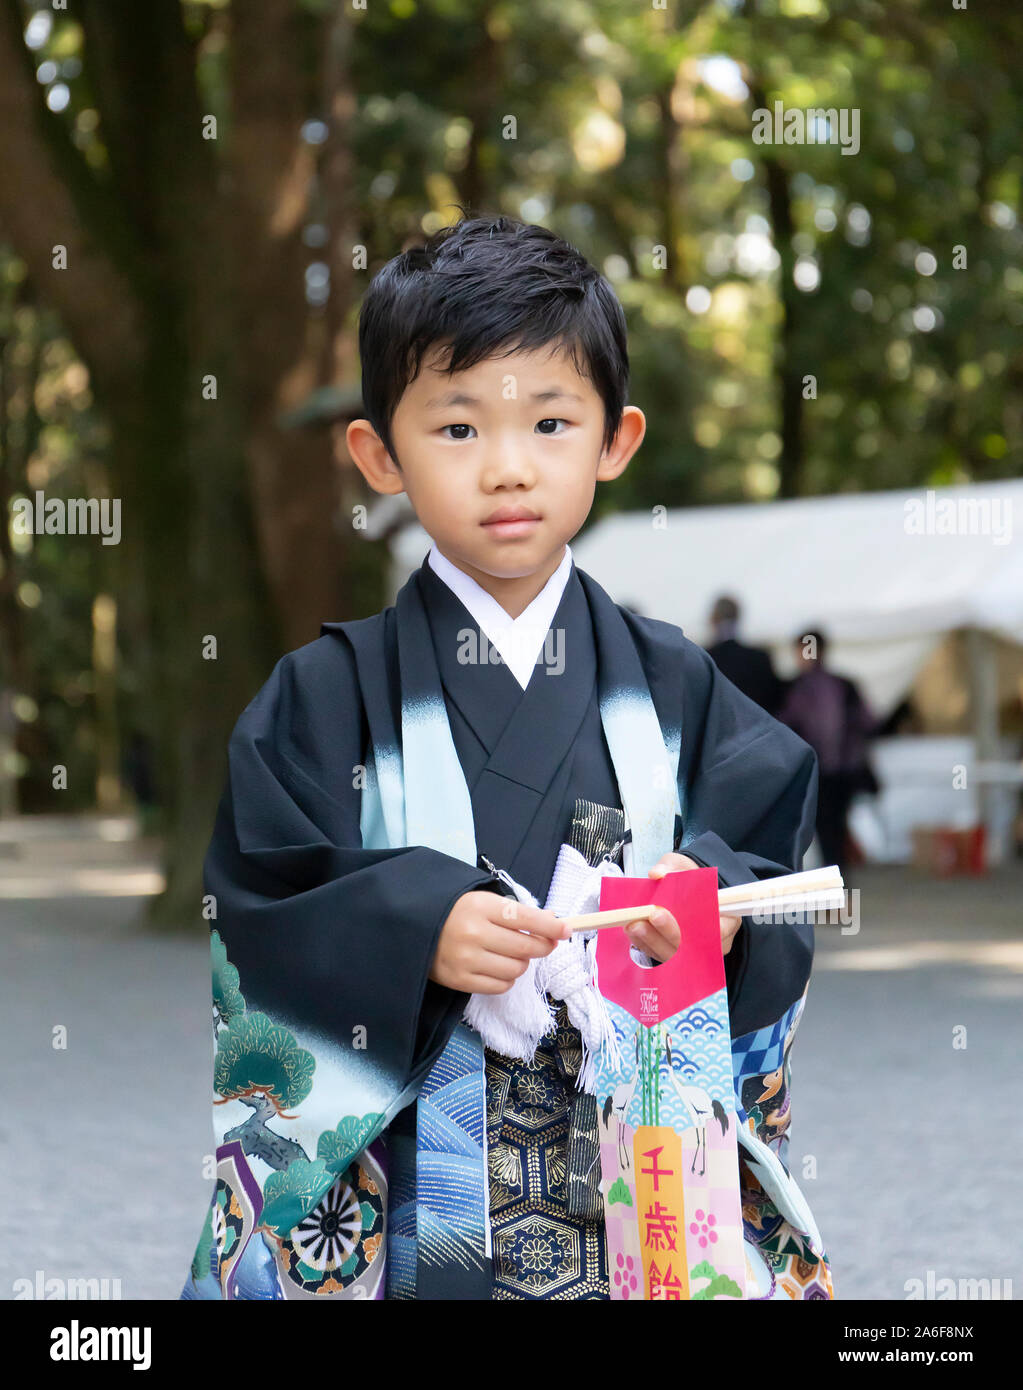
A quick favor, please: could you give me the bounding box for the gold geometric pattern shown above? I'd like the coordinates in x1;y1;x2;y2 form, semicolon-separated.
485;1001;609;1300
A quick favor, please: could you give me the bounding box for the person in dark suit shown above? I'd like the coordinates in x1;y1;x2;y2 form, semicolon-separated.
776;629;880;877
706;595;784;716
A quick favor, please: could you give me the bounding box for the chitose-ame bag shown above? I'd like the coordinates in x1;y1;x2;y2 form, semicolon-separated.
592;867;748;1301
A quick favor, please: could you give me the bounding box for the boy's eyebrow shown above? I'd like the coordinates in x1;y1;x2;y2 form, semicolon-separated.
423;388;585;409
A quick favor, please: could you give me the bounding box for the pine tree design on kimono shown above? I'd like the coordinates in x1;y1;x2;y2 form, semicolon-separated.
186;929;389;1300
593;867;746;1301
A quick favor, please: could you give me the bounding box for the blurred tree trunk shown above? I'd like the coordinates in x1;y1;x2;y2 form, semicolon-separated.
0;0;364;921
0;321;30;815
655;83;688;294
0;285;46;810
749;77;804;499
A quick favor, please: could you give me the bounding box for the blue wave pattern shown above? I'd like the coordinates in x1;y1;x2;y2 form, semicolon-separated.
597;988;735;1134
387;1024;489;1298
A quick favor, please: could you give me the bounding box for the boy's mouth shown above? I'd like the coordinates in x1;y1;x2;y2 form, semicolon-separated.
481;506;541;539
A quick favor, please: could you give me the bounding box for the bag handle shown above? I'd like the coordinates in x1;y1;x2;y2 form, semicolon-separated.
595;867;725;1024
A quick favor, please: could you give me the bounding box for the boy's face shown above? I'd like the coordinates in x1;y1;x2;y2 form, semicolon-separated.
346;339;645;613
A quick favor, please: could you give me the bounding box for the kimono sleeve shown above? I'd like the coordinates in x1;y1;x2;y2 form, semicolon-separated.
206;636;509;1106
676;641;820;1038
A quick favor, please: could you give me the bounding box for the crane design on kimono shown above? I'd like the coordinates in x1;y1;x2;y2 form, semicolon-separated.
663;1035;729;1177
602;1031;641;1171
755;1065;793;1145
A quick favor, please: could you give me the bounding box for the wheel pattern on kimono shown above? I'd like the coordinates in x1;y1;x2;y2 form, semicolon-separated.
207;1142;266;1297
264;1155;385;1298
212;1177;246;1283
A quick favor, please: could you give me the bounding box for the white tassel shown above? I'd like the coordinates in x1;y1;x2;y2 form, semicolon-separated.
577;932;622;1093
462;957;557;1062
463;843;625;1077
462;867;559;1060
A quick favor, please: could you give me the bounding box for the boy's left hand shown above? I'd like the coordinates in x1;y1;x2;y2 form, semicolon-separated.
622;852;743;963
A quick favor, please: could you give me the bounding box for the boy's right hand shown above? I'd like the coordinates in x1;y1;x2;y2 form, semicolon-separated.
429;889;570;995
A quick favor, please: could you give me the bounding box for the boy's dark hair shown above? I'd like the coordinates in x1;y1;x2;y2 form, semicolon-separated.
357;210;630;463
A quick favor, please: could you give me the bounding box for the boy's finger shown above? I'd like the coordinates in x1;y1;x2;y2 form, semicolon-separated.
622;908;674;960
720;913;743;956
474;922;558;960
629;909;679;950
477;951;533;981
648;852;700;878
463;972;527;996
492;901;570;940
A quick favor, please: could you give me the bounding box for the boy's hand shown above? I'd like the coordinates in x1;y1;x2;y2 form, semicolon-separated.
620;852;742;961
430;889;571;995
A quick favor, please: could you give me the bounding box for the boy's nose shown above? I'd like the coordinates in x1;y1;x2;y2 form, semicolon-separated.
480;447;538;487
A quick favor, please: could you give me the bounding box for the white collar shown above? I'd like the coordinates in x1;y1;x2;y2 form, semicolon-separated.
426;542;574;689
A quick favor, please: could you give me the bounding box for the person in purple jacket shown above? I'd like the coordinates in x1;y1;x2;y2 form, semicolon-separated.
777;629;880;877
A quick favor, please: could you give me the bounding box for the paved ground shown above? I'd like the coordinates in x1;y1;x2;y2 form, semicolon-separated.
797;864;1021;1300
1;817;1020;1300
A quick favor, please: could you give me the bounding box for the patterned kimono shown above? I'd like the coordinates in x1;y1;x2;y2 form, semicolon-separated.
180;553;832;1300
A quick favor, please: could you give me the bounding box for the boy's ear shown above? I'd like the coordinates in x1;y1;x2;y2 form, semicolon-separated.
596;405;645;483
345;418;405;495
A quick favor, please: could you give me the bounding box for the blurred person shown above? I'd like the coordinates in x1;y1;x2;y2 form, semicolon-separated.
777;629;879;877
706;594;784;716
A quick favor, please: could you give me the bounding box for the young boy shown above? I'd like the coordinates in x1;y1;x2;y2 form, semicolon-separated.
181;214;832;1302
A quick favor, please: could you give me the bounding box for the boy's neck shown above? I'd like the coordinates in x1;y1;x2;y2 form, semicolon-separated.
433;545;568;619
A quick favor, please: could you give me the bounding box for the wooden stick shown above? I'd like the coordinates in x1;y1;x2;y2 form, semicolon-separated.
562;866;846;932
564;904;659;930
563;893;845;932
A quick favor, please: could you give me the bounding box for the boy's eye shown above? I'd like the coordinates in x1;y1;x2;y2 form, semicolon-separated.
439;419;570;439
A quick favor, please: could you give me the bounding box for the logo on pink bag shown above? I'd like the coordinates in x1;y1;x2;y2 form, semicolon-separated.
638;988;659;1024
